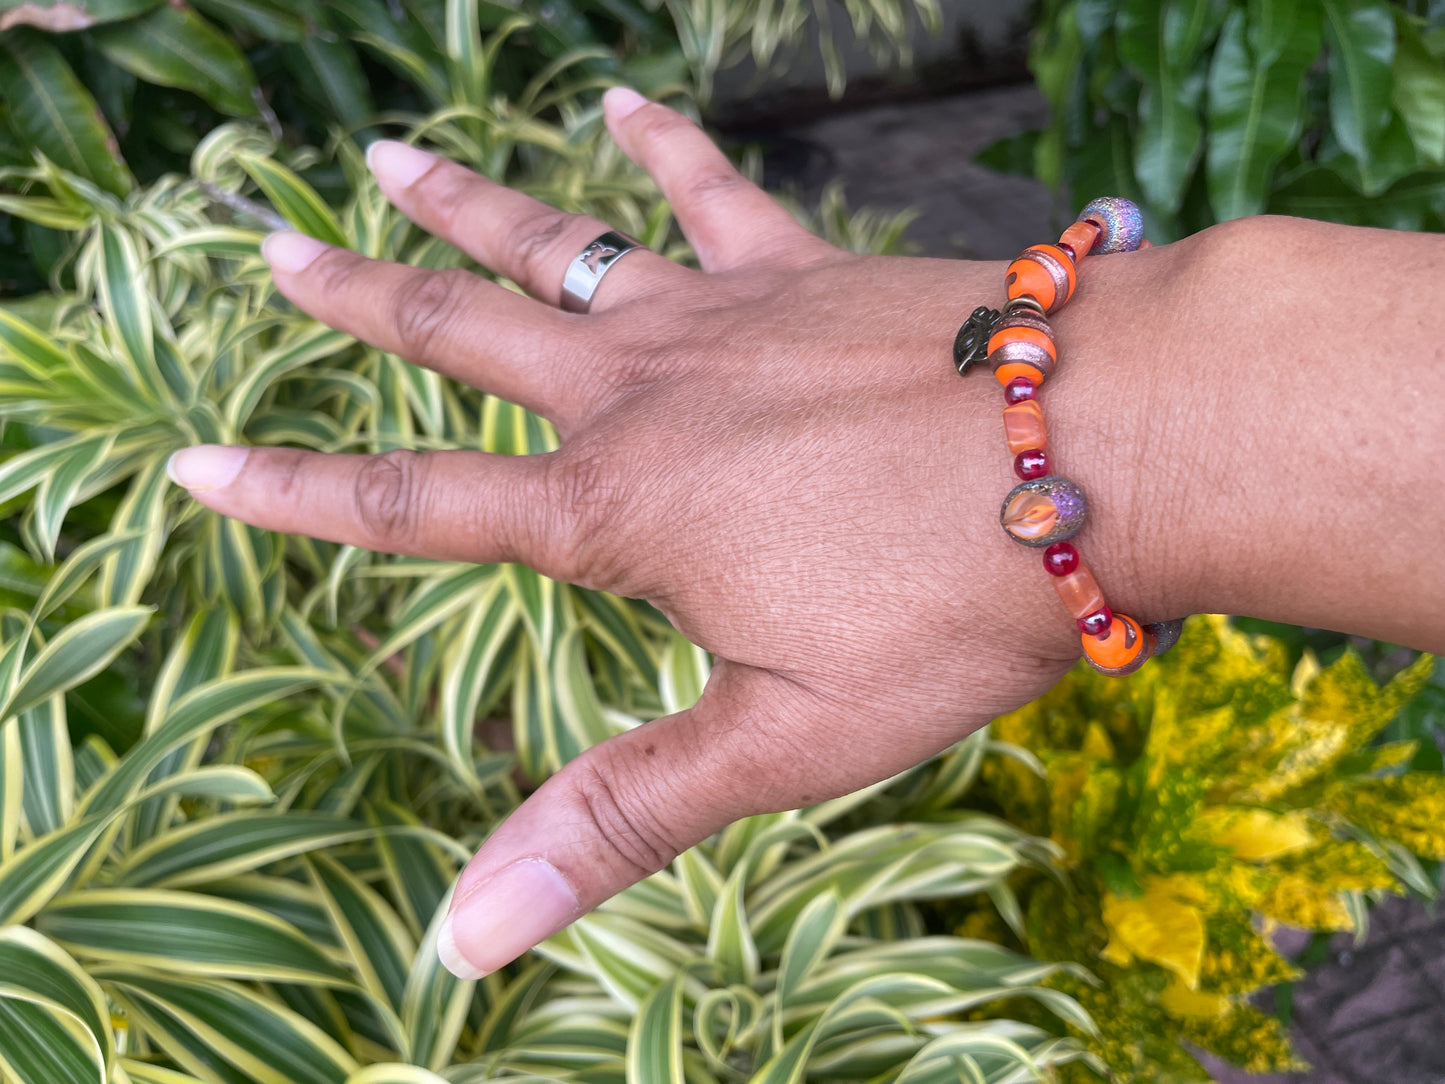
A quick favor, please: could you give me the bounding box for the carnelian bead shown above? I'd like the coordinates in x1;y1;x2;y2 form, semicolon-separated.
1003;401;1046;455
1058;219;1102;259
1014;448;1049;480
1082;613;1148;675
1078;608;1112;637
1054;565;1105;619
1005;244;1076;314
1043;542;1078;576
1004;377;1037;405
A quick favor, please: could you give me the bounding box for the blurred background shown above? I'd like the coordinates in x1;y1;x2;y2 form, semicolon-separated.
0;3;1442;1084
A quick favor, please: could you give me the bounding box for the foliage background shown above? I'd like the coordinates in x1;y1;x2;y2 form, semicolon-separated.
0;1;1441;1083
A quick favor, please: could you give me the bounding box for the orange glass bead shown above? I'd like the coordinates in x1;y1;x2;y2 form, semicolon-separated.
1005;244;1076;314
1081;613;1148;675
1053;565;1104;619
1058;219;1101;259
1003;401;1046;455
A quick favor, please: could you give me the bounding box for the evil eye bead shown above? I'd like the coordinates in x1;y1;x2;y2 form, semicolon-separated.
1005;244;1076;314
988;309;1057;387
1082;613;1148;675
1077;197;1144;254
1000;475;1089;548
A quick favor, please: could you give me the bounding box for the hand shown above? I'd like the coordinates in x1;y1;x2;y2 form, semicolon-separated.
168;88;1193;977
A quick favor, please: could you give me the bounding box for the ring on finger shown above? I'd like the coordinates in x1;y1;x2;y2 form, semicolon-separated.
560;231;644;314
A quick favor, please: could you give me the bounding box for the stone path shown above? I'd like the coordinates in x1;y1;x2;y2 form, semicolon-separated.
739;81;1445;1083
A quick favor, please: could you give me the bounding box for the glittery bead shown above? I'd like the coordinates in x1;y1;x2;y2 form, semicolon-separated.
999;475;1088;548
1043;542;1079;576
988;309;1056;387
1058;219;1102;258
1014;448;1049;480
1144;618;1184;657
1082;613;1148;675
1003;401;1046;455
1077;197;1144;255
1005;244;1076;314
1077;607;1113;637
1003;377;1037;405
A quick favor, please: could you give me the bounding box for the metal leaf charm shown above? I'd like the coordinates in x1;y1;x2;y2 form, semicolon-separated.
953;305;1000;376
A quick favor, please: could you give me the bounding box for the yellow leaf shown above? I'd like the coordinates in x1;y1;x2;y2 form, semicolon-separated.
1160;978;1229;1018
1257;876;1353;931
1081;721;1114;761
1202;808;1314;860
1101;881;1207;988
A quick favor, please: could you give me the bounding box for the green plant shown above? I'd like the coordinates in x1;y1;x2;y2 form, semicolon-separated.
976;616;1440;1083
1020;0;1445;240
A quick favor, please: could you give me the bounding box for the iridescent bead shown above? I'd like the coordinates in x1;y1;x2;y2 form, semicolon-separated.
999;476;1088;548
1003;401;1046;455
1082;613;1148;675
1077;197;1144;254
1042;542;1079;577
1005;244;1076;314
1144;618;1184;657
1003;376;1038;405
988;309;1056;387
1014;448;1049;480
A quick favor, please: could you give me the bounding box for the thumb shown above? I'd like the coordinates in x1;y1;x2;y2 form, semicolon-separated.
436;662;810;979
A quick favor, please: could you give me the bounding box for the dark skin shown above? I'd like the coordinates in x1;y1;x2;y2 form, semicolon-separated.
166;88;1445;978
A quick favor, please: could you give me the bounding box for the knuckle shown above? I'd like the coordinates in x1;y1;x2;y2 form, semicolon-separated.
541;450;632;589
353;449;425;548
391;268;467;358
314;249;364;295
507;209;574;285
681;167;744;210
567;750;683;878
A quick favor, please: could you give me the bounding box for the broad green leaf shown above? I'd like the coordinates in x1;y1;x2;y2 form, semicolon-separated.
345;1069;450;1084
400;889;473;1072
37;889;348;985
0;720;20;860
108;973;358;1084
707;867;759;985
1392;10;1445;166
775;890;847;1009
238;154;347;246
116;812;372;887
440;578;516;786
31;433;113;559
120;1061;208;1084
1322;0;1396;165
659;635;709;714
0;815;112;924
0;994;104;1084
93;5;260;117
31;529;144;623
0;30;132;196
626;974;685;1084
2;606;151;720
1206;4;1324;219
0;307;68;372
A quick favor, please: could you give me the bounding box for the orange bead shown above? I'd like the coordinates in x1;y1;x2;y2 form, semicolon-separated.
1005;244;1076;314
1082;613;1148;675
986;325;1057;363
1053;565;1104;619
1058;219;1101;259
1003;401;1046;456
994;361;1046;388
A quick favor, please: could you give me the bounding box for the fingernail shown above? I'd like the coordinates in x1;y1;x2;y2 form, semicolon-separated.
261;231;329;274
166;445;249;492
603;86;649;121
437;859;581;980
366;140;439;190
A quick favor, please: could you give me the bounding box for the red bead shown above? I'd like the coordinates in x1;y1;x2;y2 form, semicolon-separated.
1043;542;1079;576
1057;242;1076;261
1003;377;1037;405
1078;606;1113;637
1014;448;1050;480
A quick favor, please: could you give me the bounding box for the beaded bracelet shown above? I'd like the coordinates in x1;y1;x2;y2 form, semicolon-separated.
953;196;1182;677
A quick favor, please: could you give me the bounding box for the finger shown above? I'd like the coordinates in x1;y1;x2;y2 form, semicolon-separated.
435;664;820;979
166;444;574;576
365;140;683;310
262;233;588;422
602;88;829;273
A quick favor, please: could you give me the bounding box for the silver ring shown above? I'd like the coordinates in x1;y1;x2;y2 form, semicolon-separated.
560;231;642;314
